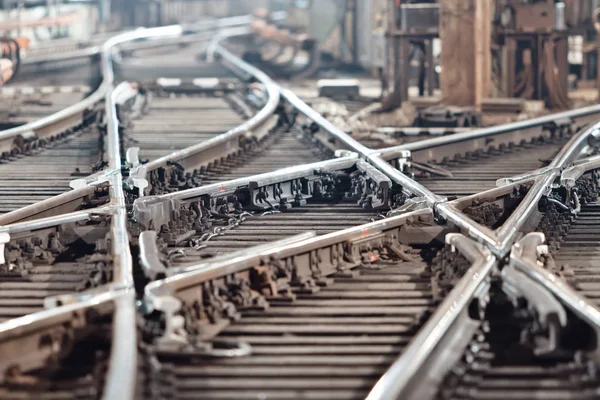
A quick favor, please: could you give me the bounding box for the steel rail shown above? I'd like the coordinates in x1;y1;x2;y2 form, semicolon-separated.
0;205;115;234
495;121;600;256
22;44;102;66
132;154;360;233
0;15;266;159
139;231;319;282
102;81;137;400
367;234;496;400
128;30;282;192
364;115;600;400
144;207;433;309
165;232;317;276
0;288;126;378
135;154;358;204
0;184;101;225
560;154;600;188
0;17;271;400
140;231;317;290
3;15;600;400
510;232;600;335
375;103;600;161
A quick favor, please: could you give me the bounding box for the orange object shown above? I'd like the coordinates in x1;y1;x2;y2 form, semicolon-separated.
2;37;29;58
252;20;299;47
14;37;30;50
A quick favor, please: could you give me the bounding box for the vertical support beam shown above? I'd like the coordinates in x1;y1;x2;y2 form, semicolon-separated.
17;0;24;37
474;0;492;110
385;0;404;108
439;0;492;108
554;35;570;101
598;33;600;101
400;37;411;102
536;36;544;100
392;36;402;104
504;37;517;98
426;39;435;96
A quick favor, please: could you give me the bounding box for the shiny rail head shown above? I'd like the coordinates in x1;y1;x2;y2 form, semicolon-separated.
509;233;600;358
367;234;495;400
142;207;435;353
0;183;107;226
494;121;600;256
143;207;434;305
131;154;361;231
561;154;600;189
0;14;271;400
0;14;264;165
0;289;126;386
376;105;600;160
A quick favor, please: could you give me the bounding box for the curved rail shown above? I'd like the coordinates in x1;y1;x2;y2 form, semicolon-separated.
117;28;507;399
128;32;282;193
210;29;600;398
121;24;600;399
367;234;495;400
0;16;271;400
1;12;600;400
0;14;264;158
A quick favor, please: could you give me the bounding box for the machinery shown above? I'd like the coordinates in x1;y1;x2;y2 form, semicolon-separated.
381;0;439;109
495;0;570;108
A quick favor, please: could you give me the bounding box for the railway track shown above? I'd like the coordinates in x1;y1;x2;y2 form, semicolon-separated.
365;123;600;398
1;12;600;400
548;202;600;307
0;125;101;213
417;133;569;197
0;81;100;214
126;92;245;162
429;202;600;400
0;23;243;400
140;253;435;400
